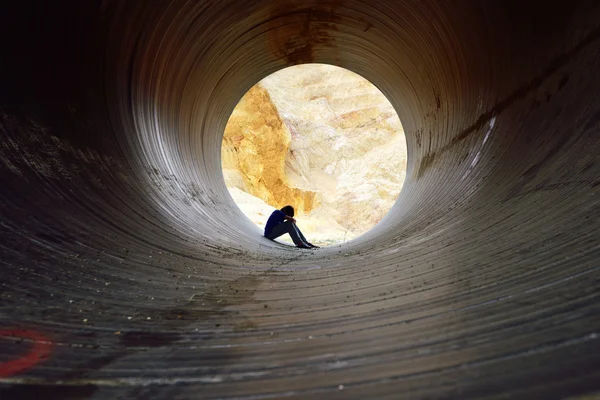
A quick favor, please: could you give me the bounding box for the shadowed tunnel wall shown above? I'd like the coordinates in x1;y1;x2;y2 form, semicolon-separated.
0;0;599;398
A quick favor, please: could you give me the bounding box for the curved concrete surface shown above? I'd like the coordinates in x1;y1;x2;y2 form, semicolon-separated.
1;1;599;398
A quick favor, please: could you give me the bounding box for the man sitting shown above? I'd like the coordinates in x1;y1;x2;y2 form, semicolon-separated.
264;205;319;248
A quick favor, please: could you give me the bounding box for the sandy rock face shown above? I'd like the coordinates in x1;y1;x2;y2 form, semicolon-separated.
221;85;317;214
222;64;407;245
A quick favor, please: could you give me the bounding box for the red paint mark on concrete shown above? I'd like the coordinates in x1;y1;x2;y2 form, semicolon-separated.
0;329;54;377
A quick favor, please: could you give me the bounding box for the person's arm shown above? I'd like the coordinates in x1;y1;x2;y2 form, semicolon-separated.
284;215;296;223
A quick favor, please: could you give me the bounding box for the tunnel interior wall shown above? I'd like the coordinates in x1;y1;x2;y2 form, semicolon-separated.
0;0;599;399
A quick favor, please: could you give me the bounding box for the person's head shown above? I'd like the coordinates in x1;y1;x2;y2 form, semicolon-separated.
280;205;294;217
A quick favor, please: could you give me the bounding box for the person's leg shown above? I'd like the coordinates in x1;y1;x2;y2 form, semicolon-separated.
292;223;319;248
266;221;308;247
293;223;308;243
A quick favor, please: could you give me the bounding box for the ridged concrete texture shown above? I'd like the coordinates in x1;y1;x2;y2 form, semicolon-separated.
1;1;599;399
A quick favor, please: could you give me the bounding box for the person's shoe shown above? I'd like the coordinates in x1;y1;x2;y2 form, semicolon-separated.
296;244;311;249
307;243;320;248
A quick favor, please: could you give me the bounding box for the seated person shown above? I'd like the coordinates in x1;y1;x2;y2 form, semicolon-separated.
264;205;319;248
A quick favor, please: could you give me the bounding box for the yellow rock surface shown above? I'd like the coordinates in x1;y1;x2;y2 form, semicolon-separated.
222;85;317;213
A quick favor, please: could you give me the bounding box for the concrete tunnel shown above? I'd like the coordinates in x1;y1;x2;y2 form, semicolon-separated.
0;0;599;398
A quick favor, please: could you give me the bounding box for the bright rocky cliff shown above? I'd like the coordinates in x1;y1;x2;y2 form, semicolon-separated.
221;64;407;245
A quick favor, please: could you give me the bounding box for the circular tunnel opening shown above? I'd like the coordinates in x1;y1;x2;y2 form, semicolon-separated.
221;64;407;247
